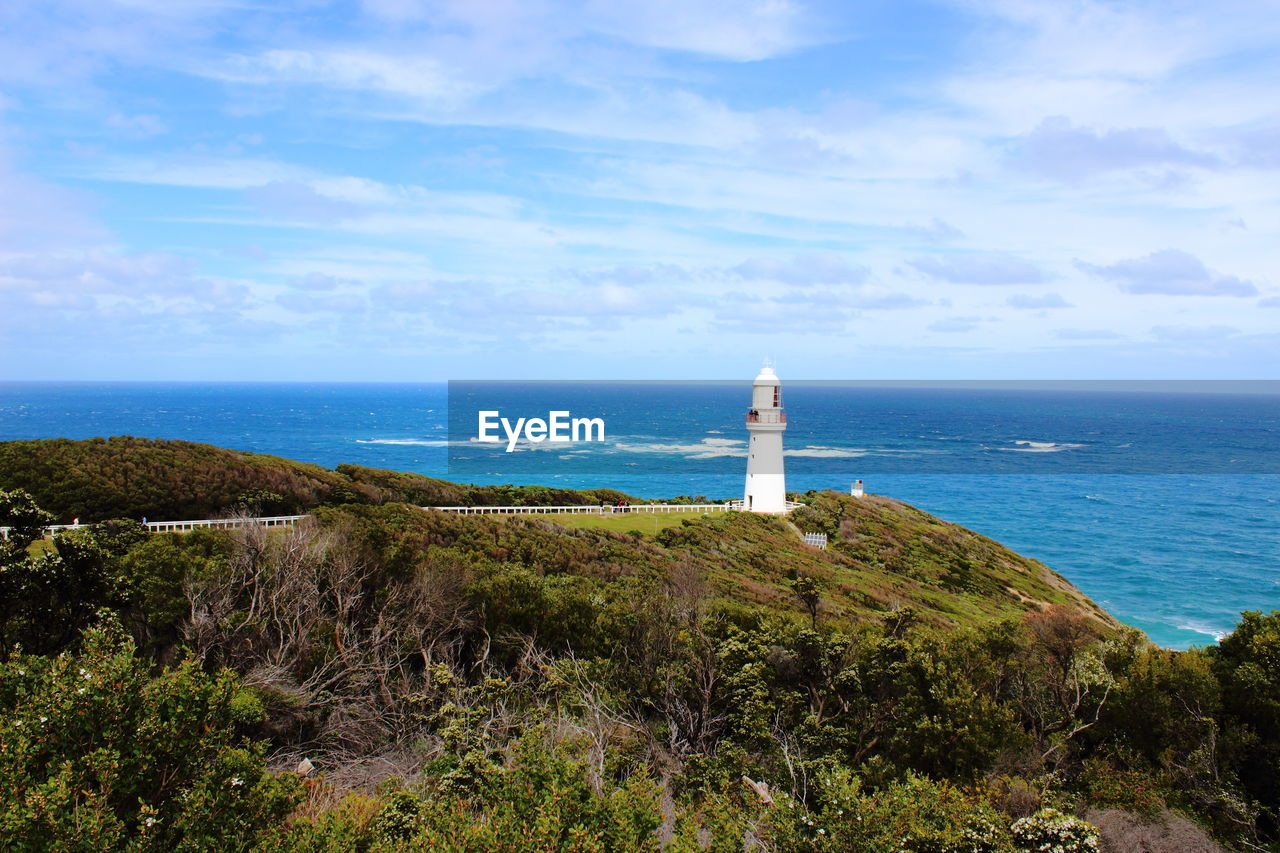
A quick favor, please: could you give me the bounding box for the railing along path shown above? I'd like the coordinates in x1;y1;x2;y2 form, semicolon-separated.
2;502;795;538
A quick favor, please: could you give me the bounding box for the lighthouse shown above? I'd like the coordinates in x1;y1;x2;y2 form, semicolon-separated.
744;365;787;513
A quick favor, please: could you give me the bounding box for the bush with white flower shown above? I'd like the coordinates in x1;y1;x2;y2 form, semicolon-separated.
1011;808;1100;853
0;626;299;850
765;769;1015;852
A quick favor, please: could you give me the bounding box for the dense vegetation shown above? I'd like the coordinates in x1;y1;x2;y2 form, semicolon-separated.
0;437;632;522
2;447;1278;851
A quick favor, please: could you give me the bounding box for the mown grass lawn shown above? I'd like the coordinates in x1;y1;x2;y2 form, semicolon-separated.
27;538;57;556
518;509;731;536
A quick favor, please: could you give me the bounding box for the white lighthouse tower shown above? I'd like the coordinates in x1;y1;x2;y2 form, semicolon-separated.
743;364;788;513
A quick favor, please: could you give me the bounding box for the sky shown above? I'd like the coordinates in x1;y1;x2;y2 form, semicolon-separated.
0;0;1278;381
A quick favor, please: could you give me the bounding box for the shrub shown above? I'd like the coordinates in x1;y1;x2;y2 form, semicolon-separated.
0;627;299;851
765;770;1014;852
265;733;664;852
1079;759;1164;816
408;734;662;851
1010;808;1100;853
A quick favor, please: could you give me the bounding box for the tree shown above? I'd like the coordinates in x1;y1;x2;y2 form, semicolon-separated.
1212;610;1280;838
1;491;108;656
1018;607;1113;785
792;574;823;629
0;488;53;555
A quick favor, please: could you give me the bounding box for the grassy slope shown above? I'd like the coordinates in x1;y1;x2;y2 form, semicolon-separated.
827;494;1120;630
519;510;723;534
0;438;631;522
650;497;1117;632
0;437;356;522
456;494;1118;633
0;436;1118;632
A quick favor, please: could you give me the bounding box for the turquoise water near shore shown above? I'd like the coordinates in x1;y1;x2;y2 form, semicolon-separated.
2;381;1277;650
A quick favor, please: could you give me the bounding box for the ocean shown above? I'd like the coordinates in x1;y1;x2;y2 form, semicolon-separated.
1;381;1277;651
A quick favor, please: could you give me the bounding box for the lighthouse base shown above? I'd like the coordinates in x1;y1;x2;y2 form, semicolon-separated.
744;473;788;514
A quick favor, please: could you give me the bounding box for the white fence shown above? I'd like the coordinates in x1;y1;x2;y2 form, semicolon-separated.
724;500;805;512
4;500;815;538
1;506;731;538
144;515;307;533
429;504;734;516
802;531;828;549
1;514;308;539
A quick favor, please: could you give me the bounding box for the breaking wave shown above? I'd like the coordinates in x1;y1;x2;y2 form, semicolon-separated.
1176;622;1229;643
1001;440;1086;453
356;438;452;447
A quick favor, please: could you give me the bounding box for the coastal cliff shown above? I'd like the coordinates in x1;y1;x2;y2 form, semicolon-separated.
0;436;1116;634
2;437;1267;852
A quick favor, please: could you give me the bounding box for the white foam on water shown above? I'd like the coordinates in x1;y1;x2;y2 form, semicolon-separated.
613;437;900;460
356;438;452;447
1176;622;1229;643
787;446;870;458
615;438;748;459
1001;440;1086;453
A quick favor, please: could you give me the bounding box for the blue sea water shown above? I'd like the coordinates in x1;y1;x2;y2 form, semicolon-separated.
1;381;1277;651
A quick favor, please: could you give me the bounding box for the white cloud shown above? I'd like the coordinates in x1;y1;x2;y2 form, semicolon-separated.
0;149;104;251
1076;250;1258;296
712;292;853;333
1151;324;1239;341
583;0;818;61
732;253;869;286
370;278;687;328
357;0;820;61
505;281;684;318
216;49;477;105
82;155;310;190
928;316;983;333
910;254;1048;285
1014;116;1216;180
564;263;693;285
1222;123;1280;169
1055;328;1122;340
1007;292;1071;309
903;218;965;243
4;0;1280;377
288;273;346;291
0;0;229;88
276;291;367;314
245;181;362;224
105;111;167;137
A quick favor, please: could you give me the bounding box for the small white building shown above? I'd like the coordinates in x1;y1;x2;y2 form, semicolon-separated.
851;479;865;498
744;365;788;513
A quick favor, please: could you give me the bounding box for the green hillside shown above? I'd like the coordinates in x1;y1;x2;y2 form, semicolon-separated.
0;437;631;522
647;492;1120;632
0;437;1113;634
299;497;1119;636
4;439;1272;852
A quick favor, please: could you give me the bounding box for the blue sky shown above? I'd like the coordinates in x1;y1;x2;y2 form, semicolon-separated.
1;0;1278;380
